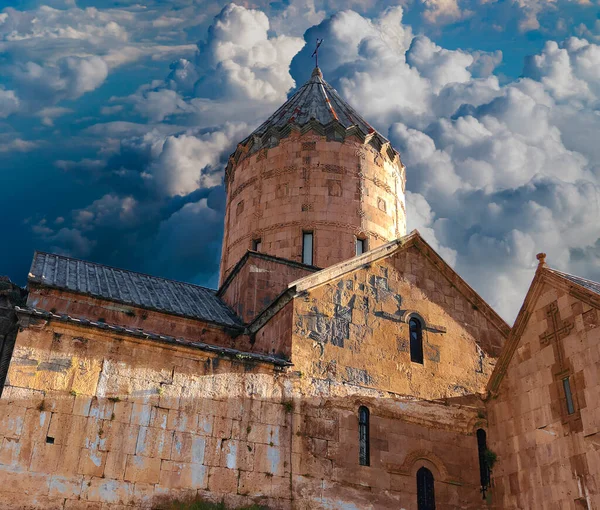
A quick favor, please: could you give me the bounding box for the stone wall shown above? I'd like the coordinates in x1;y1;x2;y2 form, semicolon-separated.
290;244;505;400
487;280;600;509
0;317;292;510
0;277;26;397
220;131;406;282
289;386;488;510
253;301;294;359
27;286;249;352
219;253;316;324
0;307;490;510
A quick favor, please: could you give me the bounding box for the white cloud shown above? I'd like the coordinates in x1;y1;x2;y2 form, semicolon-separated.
421;0;470;24
0;137;39;152
148;122;248;197
131;3;305;124
0;88;20;118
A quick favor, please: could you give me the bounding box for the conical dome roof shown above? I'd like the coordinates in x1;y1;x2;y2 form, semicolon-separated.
231;67;395;161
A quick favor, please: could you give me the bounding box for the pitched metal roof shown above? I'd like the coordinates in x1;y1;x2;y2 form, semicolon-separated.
548;268;600;296
28;252;242;328
248;67;382;139
231;67;395;161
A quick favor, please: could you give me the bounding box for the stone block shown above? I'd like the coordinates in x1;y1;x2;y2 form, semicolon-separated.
171;432;206;464
30;442;62;472
0;405;25;438
104;450;127;479
207;466;239;493
220;439;254;472
63;501;103;510
78;447;107;477
124;455;162;484
304;416;338;441
0;437;20;466
82;477;134;505
253;443;286;476
247;423;282;446
238;470;272;496
135;426;173;458
130;403;152;427
159;461;208;490
49;474;84;499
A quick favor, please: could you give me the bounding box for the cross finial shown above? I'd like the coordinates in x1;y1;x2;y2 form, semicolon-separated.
311;38;323;69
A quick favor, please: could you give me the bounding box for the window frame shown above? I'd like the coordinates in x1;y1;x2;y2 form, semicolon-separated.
302;231;314;265
416;466;436;510
358;406;370;466
356;237;367;256
563;377;575;415
409;316;424;364
252;238;262;252
476;428;490;495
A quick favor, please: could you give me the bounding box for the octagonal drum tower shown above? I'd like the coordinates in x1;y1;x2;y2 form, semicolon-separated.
220;67;406;283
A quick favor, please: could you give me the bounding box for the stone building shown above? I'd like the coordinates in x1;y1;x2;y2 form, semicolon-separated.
0;67;598;510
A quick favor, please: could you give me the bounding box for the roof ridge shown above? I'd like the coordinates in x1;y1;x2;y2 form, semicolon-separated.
547;267;600;286
31;250;217;293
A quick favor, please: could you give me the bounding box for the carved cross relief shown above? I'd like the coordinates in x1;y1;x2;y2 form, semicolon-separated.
539;300;583;429
539;301;573;371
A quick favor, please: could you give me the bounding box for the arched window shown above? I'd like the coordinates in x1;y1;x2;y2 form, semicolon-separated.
417;466;435;510
358;406;370;466
477;429;490;496
410;317;424;364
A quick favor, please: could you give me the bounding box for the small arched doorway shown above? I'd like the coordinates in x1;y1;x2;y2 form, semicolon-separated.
417;466;435;510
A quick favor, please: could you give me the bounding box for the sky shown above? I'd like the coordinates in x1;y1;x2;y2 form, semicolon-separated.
1;0;600;322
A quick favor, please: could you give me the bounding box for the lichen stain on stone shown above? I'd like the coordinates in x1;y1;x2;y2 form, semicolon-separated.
266;444;280;475
37;357;72;373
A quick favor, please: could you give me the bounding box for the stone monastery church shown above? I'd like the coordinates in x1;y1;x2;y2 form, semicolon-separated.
1;66;600;510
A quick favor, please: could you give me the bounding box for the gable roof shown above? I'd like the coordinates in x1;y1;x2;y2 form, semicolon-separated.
487;262;600;395
250;230;510;342
28;252;242;328
217;249;320;298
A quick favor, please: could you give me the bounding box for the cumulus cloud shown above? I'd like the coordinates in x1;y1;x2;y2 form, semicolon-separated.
130;3;305;124
147;123;248;196
0;137;39;152
0;89;20;118
0;4;199;116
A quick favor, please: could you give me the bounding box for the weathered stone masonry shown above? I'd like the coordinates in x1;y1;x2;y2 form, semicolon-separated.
2;64;600;510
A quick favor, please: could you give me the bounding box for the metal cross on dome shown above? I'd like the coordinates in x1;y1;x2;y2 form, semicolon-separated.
312;38;323;68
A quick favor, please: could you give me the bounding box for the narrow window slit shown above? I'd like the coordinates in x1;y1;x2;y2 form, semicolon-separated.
563;377;575;415
302;232;314;265
410;317;424;364
358;406;370;466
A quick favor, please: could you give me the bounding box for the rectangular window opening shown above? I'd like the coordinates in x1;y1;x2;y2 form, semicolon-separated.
302;232;314;265
563;377;575;415
252;239;261;252
356;238;366;256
